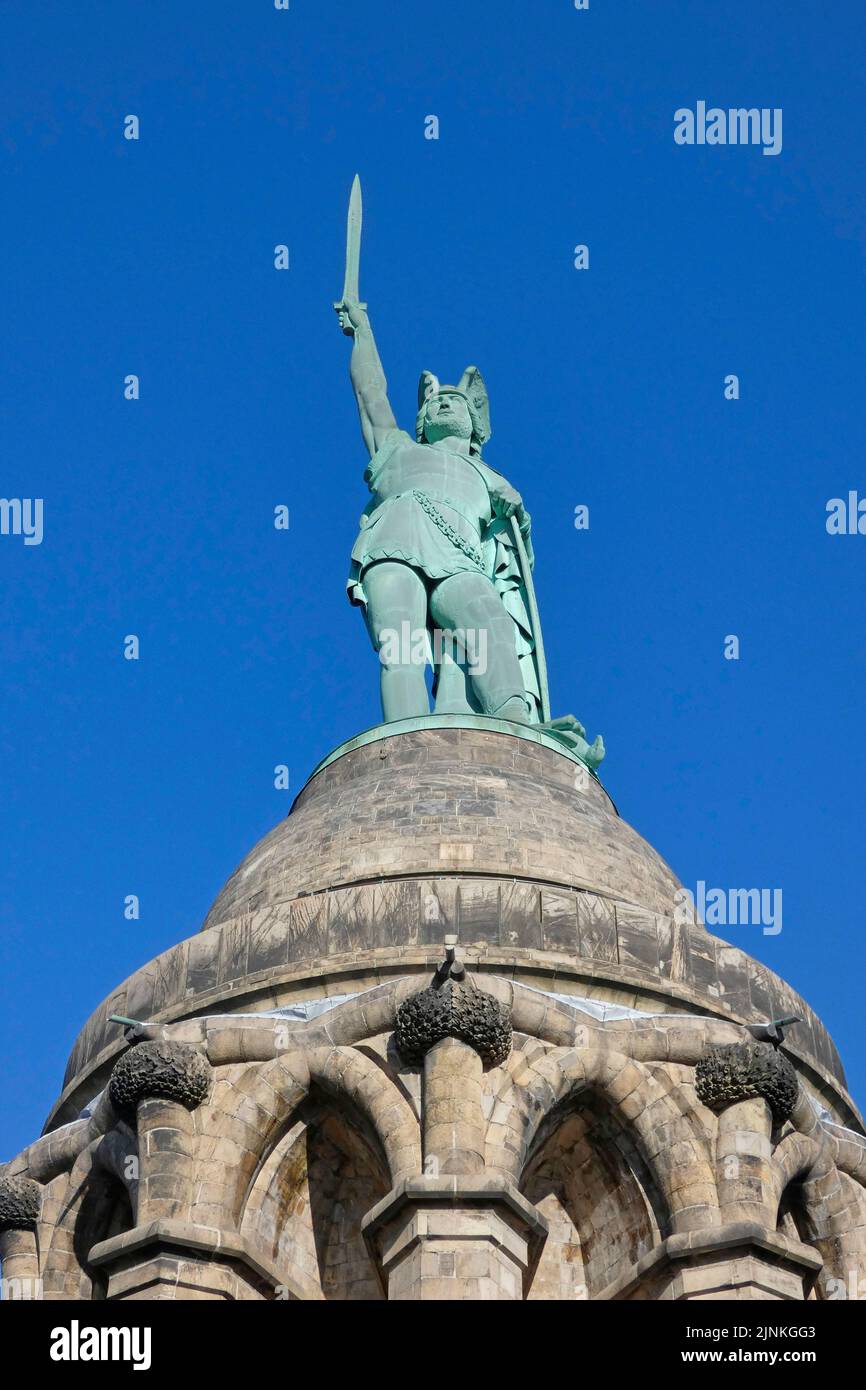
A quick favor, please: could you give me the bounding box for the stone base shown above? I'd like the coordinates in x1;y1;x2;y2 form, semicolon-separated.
88;1221;292;1301
603;1224;823;1301
48;727;857;1136
362;1176;548;1301
4;727;863;1302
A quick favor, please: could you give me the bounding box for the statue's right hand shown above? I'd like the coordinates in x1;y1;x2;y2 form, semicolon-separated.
335;298;368;336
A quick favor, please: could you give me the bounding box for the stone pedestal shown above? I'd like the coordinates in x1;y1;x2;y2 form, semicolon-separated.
88;1221;284;1301
604;1224;823;1301
362;1177;548;1301
3;724;864;1301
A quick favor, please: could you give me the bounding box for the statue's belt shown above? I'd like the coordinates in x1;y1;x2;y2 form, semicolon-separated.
408;490;485;570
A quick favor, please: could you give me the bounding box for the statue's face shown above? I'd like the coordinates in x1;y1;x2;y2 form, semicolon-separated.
423;392;473;444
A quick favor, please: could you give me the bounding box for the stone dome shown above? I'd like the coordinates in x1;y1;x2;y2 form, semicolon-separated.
50;717;859;1134
203;719;683;931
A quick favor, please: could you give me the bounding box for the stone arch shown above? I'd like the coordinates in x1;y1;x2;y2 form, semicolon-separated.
241;1086;391;1300
306;1047;420;1183
72;1170;134;1300
194;1046;420;1235
502;1046;718;1236
770;1129;866;1297
190;1055;310;1233
41;1136;135;1301
521;1090;665;1300
771;1131;822;1232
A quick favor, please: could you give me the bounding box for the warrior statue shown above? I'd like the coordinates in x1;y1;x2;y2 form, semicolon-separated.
334;177;604;770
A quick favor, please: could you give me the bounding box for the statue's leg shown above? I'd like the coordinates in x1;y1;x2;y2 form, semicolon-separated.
430;571;529;722
362;560;431;722
432;648;476;715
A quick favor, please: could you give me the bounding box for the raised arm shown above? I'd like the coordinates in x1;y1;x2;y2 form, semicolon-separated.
336;299;398;458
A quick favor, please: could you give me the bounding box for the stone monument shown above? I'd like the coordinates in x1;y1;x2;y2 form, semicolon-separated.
2;181;864;1302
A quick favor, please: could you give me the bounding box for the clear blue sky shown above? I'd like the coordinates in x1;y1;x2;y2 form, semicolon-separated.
1;1;864;1160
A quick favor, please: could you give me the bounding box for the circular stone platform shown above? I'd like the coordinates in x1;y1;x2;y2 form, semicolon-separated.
47;721;862;1134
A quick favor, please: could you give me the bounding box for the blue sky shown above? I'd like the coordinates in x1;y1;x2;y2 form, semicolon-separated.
1;0;865;1159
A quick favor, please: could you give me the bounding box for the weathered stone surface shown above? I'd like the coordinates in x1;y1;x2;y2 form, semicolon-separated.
696;1040;798;1123
0;1176;41;1231
109;1042;212;1116
10;726;861;1306
52;730;853;1132
8;977;866;1303
395;980;512;1067
202;729;676;929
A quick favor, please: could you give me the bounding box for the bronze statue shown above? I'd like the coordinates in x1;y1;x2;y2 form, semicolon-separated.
334;177;603;770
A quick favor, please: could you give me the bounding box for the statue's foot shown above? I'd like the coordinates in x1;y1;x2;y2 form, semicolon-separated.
433;699;476;716
493;696;531;724
585;733;605;771
541;713;606;770
546;714;586;740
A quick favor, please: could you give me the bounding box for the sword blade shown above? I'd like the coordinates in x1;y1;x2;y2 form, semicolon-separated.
341;174;363;303
510;516;551;722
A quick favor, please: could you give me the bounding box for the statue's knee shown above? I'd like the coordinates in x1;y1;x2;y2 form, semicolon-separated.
431;572;489;628
464;589;510;636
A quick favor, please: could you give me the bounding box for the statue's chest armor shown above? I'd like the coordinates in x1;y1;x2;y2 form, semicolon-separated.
375;443;491;523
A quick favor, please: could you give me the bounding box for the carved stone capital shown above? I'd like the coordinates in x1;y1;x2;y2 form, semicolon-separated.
0;1176;42;1232
695;1039;798;1123
395;979;512;1067
109;1040;212;1116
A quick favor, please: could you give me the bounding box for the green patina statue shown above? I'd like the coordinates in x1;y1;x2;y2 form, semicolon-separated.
334;177;604;771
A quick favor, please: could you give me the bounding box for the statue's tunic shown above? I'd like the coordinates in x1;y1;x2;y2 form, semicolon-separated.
346;426;542;717
347;428;493;605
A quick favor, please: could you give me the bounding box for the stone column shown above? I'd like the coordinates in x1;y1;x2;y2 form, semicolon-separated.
659;1038;818;1300
109;1039;212;1227
364;973;547;1300
91;1039;233;1299
423;1038;485;1176
697;1038;798;1229
0;1176;42;1300
715;1097;774;1226
362;1175;547;1301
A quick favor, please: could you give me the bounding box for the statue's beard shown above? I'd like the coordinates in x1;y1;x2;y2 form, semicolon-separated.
424;414;473;444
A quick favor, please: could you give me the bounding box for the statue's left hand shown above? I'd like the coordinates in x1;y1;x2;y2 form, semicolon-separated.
495;483;532;535
491;481;524;520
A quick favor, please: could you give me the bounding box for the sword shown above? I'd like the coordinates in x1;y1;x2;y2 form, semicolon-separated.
334;174;367;334
508;517;604;766
510;515;551;723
